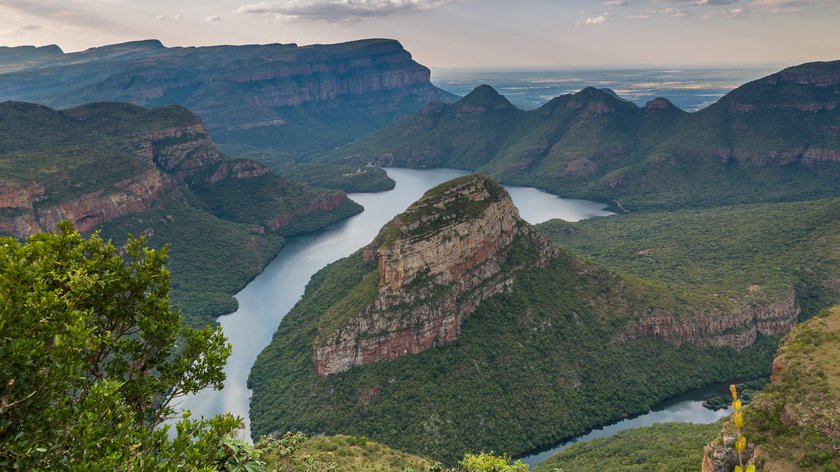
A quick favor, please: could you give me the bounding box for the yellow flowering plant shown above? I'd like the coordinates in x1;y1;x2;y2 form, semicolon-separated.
730;384;755;472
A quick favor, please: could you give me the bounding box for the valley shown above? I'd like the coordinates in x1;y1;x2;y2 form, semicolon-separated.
2;30;839;471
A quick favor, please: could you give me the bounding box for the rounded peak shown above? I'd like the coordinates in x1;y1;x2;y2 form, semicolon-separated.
575;87;615;98
457;85;516;111
462;84;503;101
643;97;677;111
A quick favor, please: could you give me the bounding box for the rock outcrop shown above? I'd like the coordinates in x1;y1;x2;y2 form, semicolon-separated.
701;305;840;472
621;285;800;351
0;101;359;239
313;175;558;376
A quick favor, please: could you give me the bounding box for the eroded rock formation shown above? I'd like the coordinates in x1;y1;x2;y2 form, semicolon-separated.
313;175;558;376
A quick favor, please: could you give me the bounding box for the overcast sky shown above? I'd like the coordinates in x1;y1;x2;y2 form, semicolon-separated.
1;0;839;69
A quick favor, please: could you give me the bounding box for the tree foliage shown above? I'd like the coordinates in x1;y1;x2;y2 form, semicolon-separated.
0;222;241;470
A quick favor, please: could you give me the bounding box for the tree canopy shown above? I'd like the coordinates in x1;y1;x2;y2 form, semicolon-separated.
0;222;241;470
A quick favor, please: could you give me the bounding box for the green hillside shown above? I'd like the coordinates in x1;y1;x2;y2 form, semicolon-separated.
249;178;780;463
0;101;360;324
534;421;723;472
537;197;840;317
324;61;840;210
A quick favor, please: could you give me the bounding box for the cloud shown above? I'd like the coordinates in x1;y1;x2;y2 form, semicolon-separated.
750;0;812;13
604;0;628;5
626;14;651;19
205;15;222;22
577;14;609;26
701;6;748;18
174;14;184;20
1;28;23;37
155;14;165;20
235;0;465;25
690;0;739;5
21;24;42;30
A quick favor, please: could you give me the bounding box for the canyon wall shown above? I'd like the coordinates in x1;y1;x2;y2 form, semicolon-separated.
313;175;558;376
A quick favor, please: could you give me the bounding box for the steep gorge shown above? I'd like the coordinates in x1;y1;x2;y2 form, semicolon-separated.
249;174;788;462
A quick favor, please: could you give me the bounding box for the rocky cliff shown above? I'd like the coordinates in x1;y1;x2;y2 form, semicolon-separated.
622;285;800;350
313;175;558;376
0;100;361;321
0;39;456;158
0;102;351;238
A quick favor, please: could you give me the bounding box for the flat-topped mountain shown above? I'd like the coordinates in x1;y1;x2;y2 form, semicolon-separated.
249;175;796;462
0;39;456;160
325;60;840;210
0;101;360;322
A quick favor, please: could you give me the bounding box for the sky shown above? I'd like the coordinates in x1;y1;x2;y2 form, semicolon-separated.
1;0;839;69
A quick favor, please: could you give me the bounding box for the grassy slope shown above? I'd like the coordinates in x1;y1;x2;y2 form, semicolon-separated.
744;306;840;471
536;197;840;317
263;435;434;472
534;421;723;472
249;236;778;464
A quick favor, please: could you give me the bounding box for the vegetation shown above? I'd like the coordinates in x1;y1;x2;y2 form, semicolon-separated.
250;229;779;463
702;379;768;411
0;223;243;470
261;434;434;472
0;101;362;323
274;163;395;193
537;197;840;317
95;191;286;325
743;306;840;471
322;61;840;211
534;421;724;472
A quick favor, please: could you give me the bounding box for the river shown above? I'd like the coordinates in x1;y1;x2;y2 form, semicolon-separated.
177;167;731;468
178;167;613;439
518;381;735;468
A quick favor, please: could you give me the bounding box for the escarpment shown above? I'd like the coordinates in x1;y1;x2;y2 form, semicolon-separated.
0;102;359;239
621;285;800;350
0;39;455;157
701;305;840;472
313;175;558;376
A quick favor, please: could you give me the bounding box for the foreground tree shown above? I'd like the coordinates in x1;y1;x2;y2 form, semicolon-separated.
0;222;240;470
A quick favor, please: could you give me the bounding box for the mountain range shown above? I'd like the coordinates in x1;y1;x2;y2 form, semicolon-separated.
325;60;840;211
0;39;455;162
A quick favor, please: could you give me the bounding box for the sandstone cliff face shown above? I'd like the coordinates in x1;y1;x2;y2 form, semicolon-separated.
622;285;799;351
130;123;223;178
0;168;173;238
313;175;558;376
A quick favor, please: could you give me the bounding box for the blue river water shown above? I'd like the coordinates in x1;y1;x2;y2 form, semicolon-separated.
178;167;613;440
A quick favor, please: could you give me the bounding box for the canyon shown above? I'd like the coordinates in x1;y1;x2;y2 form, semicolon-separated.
0;39;456;158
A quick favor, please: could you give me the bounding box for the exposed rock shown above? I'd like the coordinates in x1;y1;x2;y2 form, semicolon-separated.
0;169;172;238
313;175;558;376
702;438;740;472
622;285;799;351
265;192;349;231
209;160;271;183
129;123;223;178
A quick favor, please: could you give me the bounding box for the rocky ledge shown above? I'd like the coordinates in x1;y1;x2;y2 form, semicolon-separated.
313;175;558;376
621;285;800;351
